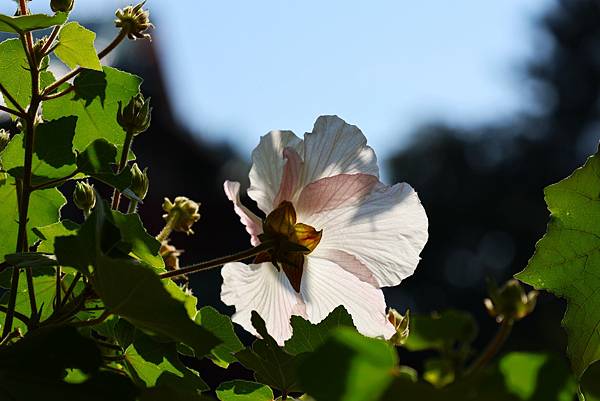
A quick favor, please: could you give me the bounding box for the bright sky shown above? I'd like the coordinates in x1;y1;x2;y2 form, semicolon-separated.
5;0;551;179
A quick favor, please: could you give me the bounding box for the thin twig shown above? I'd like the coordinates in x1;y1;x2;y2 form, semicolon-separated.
0;305;30;326
60;272;82;308
30;170;79;191
40;25;61;56
0;82;26;115
70;310;112;327
466;319;514;375
0;104;25;118
159;242;273;280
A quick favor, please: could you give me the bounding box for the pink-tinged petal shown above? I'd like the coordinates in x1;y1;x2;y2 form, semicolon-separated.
273;147;303;207
248;130;303;214
296;173;379;218
221;262;306;345
223;181;263;246
307;182;428;288
301;116;379;187
301;256;396;339
315;249;379;287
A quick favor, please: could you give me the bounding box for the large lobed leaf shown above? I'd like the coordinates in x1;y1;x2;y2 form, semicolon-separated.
516;152;600;377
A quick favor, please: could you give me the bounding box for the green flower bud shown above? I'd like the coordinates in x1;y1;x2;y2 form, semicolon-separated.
115;2;153;40
162;196;201;235
0;129;10;153
117;93;152;135
484;279;538;323
73;181;96;214
387;308;410;346
51;0;74;13
130;163;149;200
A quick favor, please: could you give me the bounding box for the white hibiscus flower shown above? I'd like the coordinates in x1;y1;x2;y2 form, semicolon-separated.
221;115;428;345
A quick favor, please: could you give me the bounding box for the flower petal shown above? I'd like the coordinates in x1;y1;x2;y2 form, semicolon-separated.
248;130;303;214
296;173;379;218
221;262;305;345
301;256;395;339
223;181;263;246
300;116;379;187
307;182;428;287
273;147;303;207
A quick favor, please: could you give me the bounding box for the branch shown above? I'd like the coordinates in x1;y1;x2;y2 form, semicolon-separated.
0;104;24;119
466;319;514;375
0;82;26;115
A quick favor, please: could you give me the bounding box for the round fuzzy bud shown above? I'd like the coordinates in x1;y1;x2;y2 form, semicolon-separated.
387;308;410;346
162;197;201;235
115;2;153;40
0;129;10;153
117;93;152;135
484;279;538;323
73;181;96;213
51;0;74;13
130;163;149;200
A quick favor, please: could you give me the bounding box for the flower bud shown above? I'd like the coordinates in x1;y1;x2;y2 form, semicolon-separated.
115;2;153;40
484;279;538;323
387;308;410;346
117;93;151;135
162;197;201;235
0;129;10;153
73;181;96;214
51;0;74;13
130;163;149;200
160;242;182;271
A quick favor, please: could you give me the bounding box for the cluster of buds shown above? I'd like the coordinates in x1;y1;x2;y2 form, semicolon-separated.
115;2;153;40
117;93;151;136
387;308;410;346
73;181;96;217
0;129;9;153
32;37;49;65
50;0;74;13
484;279;538;323
162;197;201;236
160;242;182;271
130;163;149;200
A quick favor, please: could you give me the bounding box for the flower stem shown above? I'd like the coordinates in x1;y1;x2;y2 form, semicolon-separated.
111;130;134;210
156;216;176;243
40;25;61;57
127;200;138;214
466;318;514;375
159;242;273;280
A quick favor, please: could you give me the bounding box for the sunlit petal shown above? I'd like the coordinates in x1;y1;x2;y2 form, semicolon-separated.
301;256;395;339
223;181;263;246
248;130;303;214
308;182;428;287
221;262;305;345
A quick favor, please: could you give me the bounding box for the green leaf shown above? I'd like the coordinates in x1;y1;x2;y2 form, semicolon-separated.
123;332;208;398
0;12;67;34
0;326;138;401
0;38;31;113
403;309;478;352
111;211;164;267
298;327;398;401
55;22;102;71
3;117;78;185
0;176;66;262
196;306;244;368
43;67;142;152
235;311;302;393
33;219;80;253
284;305;354;355
499;352;576;401
515;152;600;377
581;360;600;401
0;268;59;331
76;139;133;191
216;380;274;401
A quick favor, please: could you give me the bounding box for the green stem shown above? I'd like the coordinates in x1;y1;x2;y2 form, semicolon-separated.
466;319;514;375
111;130;134;210
40;25;61;57
156;216;176;243
127;199;138;214
30;170;79;191
54;266;62;311
159;242;273;280
42;30;127;98
60;272;81;309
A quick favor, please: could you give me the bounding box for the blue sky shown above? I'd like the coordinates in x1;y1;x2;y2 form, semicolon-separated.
5;0;551;179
